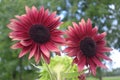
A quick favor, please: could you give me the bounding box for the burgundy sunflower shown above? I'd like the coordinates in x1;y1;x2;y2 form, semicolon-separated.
64;19;112;75
8;6;64;64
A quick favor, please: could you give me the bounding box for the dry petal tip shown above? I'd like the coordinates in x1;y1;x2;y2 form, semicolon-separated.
109;48;113;51
102;32;107;36
25;6;29;10
28;55;32;60
53;11;57;14
25;6;31;13
15;15;20;18
55;16;61;21
93;26;98;31
72;22;76;24
60;22;64;25
11;45;15;49
18;54;23;58
40;6;45;11
87;18;92;24
81;19;86;24
32;6;36;9
7;24;10;28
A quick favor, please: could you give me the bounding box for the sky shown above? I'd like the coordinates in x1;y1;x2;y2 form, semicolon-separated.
109;49;120;69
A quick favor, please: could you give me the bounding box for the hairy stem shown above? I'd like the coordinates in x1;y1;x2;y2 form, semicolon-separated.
41;56;56;80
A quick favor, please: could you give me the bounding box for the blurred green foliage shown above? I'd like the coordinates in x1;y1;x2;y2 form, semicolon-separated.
87;76;120;80
0;0;120;80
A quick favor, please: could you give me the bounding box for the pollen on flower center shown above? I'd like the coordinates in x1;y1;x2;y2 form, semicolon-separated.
29;24;50;43
80;37;96;57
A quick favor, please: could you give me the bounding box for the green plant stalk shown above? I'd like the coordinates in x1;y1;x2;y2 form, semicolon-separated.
41;56;56;80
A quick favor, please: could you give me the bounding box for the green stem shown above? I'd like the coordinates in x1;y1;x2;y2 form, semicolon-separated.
41;56;55;80
65;65;73;73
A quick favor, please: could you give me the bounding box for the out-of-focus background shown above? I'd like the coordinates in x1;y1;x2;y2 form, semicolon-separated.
0;0;120;80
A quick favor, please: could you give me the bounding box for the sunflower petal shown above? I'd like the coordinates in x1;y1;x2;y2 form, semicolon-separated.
89;59;96;76
78;55;86;71
11;42;23;49
45;41;60;52
40;44;50;58
28;44;37;59
92;56;107;69
19;47;31;58
34;50;41;64
97;53;112;61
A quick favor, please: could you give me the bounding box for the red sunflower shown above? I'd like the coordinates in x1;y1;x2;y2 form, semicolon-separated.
64;19;112;75
8;6;64;64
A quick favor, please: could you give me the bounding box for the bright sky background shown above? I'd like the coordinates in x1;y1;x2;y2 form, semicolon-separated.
109;49;120;69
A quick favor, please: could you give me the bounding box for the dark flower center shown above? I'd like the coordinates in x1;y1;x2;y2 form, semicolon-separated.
29;24;50;43
80;37;96;57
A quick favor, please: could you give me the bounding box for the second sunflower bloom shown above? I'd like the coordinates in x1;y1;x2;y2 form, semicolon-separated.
64;19;112;75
